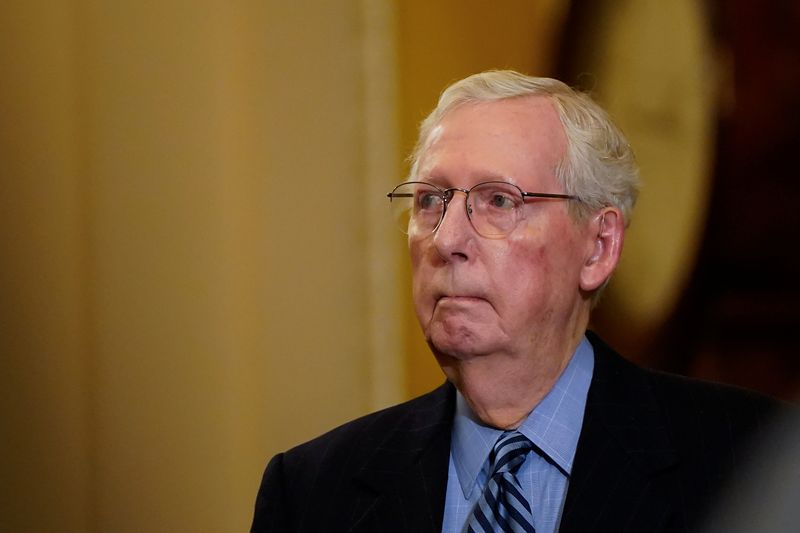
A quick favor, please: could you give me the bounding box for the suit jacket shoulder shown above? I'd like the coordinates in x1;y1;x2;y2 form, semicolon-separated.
560;331;787;533
251;381;456;533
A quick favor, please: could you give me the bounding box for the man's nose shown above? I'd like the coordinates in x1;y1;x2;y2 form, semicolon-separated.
432;191;473;259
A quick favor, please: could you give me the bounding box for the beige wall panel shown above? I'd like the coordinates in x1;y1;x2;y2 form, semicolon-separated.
78;1;373;531
0;2;90;533
3;0;394;531
80;3;239;531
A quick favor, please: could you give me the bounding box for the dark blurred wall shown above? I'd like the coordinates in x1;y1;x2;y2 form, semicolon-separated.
558;0;800;401
663;0;800;400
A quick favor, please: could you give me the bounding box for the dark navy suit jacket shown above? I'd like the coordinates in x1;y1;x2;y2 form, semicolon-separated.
251;332;782;532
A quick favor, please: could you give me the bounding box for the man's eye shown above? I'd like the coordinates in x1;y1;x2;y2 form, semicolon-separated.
418;193;441;210
489;193;516;209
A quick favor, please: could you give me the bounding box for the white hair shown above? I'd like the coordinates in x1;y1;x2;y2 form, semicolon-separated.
408;70;640;225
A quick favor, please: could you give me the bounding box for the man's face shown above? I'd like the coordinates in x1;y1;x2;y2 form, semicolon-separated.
410;97;592;362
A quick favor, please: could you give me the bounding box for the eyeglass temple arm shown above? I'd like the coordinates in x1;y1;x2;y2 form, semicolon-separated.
521;192;577;200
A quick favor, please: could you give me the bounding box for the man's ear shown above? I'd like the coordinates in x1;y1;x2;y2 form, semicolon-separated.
580;207;625;292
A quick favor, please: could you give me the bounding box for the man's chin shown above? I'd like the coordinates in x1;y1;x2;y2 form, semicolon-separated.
426;328;492;361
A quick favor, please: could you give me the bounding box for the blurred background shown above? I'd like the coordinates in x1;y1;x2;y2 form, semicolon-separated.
1;1;798;531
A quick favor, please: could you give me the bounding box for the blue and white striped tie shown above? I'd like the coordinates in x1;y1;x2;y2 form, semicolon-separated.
467;430;536;533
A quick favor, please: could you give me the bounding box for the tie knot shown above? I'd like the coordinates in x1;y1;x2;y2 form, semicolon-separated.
489;430;533;477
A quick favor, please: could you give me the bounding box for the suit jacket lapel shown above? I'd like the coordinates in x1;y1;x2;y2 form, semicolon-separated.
349;382;455;533
560;333;679;533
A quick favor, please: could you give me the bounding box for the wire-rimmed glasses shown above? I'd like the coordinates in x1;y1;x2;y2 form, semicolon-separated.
387;181;577;238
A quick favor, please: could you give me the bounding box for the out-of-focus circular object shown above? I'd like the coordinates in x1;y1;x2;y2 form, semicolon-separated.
561;0;717;334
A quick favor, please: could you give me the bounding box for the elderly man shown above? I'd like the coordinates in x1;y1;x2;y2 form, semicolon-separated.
251;71;779;533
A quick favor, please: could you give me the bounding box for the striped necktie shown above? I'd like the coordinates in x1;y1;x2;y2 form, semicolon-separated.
466;430;536;533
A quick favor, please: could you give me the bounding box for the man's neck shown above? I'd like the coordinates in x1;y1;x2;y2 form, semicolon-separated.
435;328;586;429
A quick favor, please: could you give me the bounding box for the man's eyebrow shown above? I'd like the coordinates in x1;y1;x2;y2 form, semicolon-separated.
420;175;450;187
423;172;516;187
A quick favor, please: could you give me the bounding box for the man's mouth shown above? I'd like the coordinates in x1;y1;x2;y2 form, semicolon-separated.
436;295;487;304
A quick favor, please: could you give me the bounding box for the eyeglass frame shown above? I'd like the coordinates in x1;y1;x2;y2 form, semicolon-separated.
386;180;579;237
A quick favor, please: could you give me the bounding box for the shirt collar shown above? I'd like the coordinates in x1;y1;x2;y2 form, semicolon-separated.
450;336;595;498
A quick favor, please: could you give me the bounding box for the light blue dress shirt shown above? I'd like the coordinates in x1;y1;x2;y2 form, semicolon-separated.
440;337;594;533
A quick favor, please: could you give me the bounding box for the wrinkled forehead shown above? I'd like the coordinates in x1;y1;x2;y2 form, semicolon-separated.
415;97;567;188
